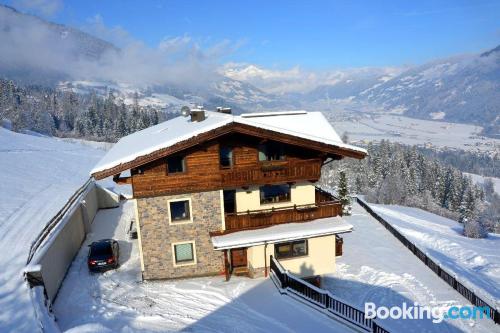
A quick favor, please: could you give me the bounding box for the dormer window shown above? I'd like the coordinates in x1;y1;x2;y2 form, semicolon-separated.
219;145;233;168
167;155;186;174
259;142;285;161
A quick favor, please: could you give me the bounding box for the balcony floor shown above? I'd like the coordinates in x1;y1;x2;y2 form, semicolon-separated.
212;216;352;250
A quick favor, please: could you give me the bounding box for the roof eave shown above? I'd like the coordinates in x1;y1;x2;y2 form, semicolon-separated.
91;122;367;180
211;227;353;250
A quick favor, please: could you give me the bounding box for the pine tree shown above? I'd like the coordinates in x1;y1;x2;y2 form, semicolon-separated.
338;170;351;215
115;107;128;138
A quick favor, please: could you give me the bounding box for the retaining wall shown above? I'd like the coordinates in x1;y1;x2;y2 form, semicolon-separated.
26;180;120;301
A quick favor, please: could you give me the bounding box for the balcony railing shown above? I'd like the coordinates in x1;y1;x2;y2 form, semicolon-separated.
220;158;322;188
222;188;341;233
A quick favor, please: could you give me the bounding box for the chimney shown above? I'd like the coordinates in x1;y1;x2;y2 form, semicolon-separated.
190;110;206;122
216;107;232;114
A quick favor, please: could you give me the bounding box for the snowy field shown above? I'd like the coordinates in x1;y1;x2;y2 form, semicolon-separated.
465;173;500;195
54;200;350;332
330;114;500;153
323;203;498;333
0;128;107;332
368;203;500;309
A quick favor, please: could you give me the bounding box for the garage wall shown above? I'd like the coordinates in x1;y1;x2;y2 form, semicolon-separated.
28;181;120;301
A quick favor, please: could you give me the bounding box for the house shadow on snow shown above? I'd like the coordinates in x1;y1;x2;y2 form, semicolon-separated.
298;262;315;278
55;202;475;333
321;275;469;333
180;275;468;333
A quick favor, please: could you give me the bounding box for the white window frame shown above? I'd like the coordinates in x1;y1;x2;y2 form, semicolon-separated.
171;240;197;267
168;198;193;225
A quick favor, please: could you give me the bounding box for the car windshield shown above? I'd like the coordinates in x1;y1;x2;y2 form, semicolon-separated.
90;242;112;256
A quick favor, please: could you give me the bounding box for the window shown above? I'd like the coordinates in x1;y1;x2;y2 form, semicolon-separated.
173;242;196;265
219;145;233;168
169;199;191;223
260;184;291;204
275;240;308;259
259;142;285;161
167;155;186;174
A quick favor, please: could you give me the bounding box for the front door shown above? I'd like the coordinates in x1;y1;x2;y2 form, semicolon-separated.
230;248;247;268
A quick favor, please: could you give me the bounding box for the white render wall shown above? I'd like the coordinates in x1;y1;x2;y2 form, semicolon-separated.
235;181;316;213
247;234;336;278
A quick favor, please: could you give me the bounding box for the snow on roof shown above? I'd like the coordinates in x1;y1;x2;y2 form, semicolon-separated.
211;217;353;249
91;111;233;174
240;110;307;117
91;110;367;175
236;110;351;148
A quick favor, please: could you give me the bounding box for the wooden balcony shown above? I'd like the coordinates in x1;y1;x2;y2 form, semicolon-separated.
220;158;322;188
221;188;342;234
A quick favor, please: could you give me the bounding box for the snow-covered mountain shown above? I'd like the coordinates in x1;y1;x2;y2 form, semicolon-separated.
358;47;500;137
304;68;399;102
0;4;276;113
0;5;117;85
1;4;498;136
57;77;278;114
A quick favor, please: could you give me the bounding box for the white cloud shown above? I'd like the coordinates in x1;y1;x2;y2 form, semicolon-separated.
83;14;134;48
1;5;402;96
0;7;242;89
12;0;62;17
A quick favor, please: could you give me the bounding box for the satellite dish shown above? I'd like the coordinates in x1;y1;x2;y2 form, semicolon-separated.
181;106;191;117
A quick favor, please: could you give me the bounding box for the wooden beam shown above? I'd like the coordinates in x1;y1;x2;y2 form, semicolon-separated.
224;249;230;282
112;174;132;184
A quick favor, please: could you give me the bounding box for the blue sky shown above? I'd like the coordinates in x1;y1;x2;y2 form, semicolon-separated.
5;0;500;69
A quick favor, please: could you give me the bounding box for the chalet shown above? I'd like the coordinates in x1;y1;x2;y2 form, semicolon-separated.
91;109;367;282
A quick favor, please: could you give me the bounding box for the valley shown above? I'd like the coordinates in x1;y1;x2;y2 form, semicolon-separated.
329;112;500;154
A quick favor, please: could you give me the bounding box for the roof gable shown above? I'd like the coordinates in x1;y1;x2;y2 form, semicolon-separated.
91;111;367;179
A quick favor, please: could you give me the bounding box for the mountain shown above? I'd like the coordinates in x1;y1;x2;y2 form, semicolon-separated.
0;5;117;85
1;4;498;137
357;47;500;137
0;4;277;113
304;68;398;102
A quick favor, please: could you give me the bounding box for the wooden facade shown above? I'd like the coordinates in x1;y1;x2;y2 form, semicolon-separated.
129;133;328;198
92;121;365;181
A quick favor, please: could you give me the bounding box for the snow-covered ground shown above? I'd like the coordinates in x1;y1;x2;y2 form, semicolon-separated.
323;203;498;333
0;128;107;332
54;200;351;332
3;125;499;332
465;173;500;195
368;203;500;309
330;114;500;153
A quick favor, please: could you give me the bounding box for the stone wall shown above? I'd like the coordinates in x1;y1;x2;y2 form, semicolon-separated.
137;190;225;280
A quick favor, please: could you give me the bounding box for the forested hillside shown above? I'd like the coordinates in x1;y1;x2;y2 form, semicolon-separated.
0;79;161;141
321;140;499;235
418;148;499;178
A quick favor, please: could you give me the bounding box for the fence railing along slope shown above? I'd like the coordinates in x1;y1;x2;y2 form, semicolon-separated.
355;197;499;325
269;255;390;333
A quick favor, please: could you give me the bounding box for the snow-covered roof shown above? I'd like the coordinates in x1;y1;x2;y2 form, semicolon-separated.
211;217;353;250
91;110;367;177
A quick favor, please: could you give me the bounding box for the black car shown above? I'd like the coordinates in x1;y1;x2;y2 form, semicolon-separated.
87;239;119;272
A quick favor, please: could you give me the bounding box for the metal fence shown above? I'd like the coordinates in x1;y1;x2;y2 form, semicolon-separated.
356;197;499;325
270;255;390;333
